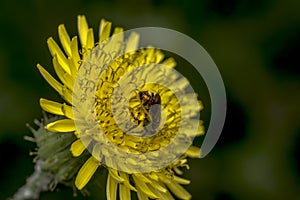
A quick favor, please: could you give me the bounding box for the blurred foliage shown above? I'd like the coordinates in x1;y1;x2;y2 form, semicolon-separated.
0;0;299;199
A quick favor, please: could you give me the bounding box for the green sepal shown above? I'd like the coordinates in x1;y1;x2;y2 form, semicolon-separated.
54;152;90;183
37;132;75;159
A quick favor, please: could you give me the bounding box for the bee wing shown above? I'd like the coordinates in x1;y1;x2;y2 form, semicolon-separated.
149;104;161;131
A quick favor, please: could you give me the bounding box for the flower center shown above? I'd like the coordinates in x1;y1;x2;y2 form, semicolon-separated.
91;51;182;154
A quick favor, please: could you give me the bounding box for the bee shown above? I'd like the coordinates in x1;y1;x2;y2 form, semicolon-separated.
139;91;161;110
129;90;161;135
139;91;161;133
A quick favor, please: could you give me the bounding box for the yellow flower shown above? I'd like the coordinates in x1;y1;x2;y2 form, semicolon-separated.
38;15;204;200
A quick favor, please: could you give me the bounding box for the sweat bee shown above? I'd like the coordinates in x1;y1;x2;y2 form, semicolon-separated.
129;90;162;135
139;91;161;110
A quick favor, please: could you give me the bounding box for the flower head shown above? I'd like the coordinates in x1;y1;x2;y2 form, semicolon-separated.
37;15;204;199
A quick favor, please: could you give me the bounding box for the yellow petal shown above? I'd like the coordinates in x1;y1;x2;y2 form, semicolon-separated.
67;56;77;76
145;47;164;64
119;181;131;200
58;24;71;56
86;28;94;50
197;120;205;136
119;172;137;192
137;190;149;200
113;27;123;35
185;146;201;158
71;139;85;157
175;77;189;91
160;190;175;200
37;64;63;95
147;178;167;193
125;32;139;53
108;168;125;183
153;49;164;63
70;36;81;69
132;174;159;199
82;28;95;59
78;15;89;48
62;86;73;105
45;119;75;132
52;56;74;91
134;173;151;183
111;27;124;55
60;102;73;118
198;100;204;111
147;172;159;181
74;130;80;138
40;98;63;115
162;57;176;68
158;173;171;184
75;156;99;190
40;98;73;119
47;37;71;75
173;166;183;175
165;181;192;200
63;71;75;92
147;184;173;200
173;176;191;185
99;19;112;42
106;173;118;200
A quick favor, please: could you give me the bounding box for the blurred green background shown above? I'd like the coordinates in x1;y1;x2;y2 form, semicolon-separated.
1;0;300;199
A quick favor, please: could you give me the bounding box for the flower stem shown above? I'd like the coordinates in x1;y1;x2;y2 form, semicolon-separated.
11;160;54;200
